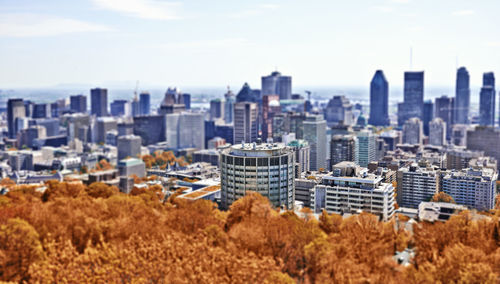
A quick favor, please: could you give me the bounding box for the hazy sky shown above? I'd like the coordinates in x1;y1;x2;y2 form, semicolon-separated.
0;0;499;89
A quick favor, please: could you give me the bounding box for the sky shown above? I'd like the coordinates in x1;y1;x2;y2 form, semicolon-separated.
0;0;499;89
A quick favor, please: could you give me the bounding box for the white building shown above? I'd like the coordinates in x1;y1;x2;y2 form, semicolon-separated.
166;112;205;150
303;114;327;171
220;142;295;210
402;117;423;145
397;164;440;209
429;118;446;146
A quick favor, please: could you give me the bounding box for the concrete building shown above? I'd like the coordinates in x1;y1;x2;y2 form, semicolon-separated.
451;124;469;146
369;70;390;126
330;134;357;168
210;98;225;121
434;95;454;139
402;117;423;145
17;125;47;149
303;114;327;171
110;100;130;117
166;112;205;150
224;88;235;124
117;135;142;160
193;149;220;167
261;71;292;100
418;202;467;222
117;158;146;178
287;139;310;177
90;88;108;117
442;168;497;211
423;101;434;136
380;130;401;151
220;142;295;210
233;102;258;144
428;118;446;146
325;96;353;126
445;148;483;171
467;126;500;170
397;164;439;209
357;130;376;167
96;117;117;144
32;103;51;119
454;67;470;124
310;162;396;221
398;71;424;126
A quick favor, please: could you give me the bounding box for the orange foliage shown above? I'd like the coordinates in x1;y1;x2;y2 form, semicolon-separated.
0;186;499;282
141;151;188;169
431;192;455;203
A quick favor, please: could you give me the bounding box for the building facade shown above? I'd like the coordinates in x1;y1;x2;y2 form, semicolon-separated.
369;70;390;126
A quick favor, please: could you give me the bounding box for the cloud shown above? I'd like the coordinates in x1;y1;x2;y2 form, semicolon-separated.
152;38;251;49
452;10;475;16
391;0;411;3
92;0;182;20
230;3;280;19
0;13;113;37
374;6;394;13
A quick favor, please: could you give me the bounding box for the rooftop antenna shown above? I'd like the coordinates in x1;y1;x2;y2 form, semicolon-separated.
409;47;413;70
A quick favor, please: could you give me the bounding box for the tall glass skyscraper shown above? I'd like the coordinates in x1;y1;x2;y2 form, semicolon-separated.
139;92;151;116
368;70;390;126
261;71;292;100
90;88;108;117
479;72;496;126
398;71;424;126
455;67;470;124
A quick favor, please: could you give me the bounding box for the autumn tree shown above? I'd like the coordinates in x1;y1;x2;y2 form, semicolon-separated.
431;192;455;203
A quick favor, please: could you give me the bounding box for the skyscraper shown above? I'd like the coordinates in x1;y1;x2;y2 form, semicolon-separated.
139;92;151;115
110;100;130;117
70;95;87;113
402;117;423;145
261;71;292;100
369;70;390;126
324;96;353;126
303;114;327;171
210;99;225;121
166;112;205;150
330;134;357;168
423;100;434;136
428;118;446;146
434;96;454;139
398;71;424;126
233;102;258;144
479;72;496;126
455;67;470;124
224;88;235;124
91;88;108;117
7;98;25;139
117;135;142;160
32;103;51;119
356;130;376;167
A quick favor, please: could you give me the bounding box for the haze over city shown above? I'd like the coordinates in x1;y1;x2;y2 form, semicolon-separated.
1;0;499;88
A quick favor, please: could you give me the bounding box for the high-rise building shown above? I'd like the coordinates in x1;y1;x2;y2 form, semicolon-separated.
442;168;497;211
90;88;108;117
466;126;500;168
220;142;295;210
479;72;496;126
233;102;258;144
7;98;26;139
133;115;167;146
303;114;327;171
139;92;151;115
178;93;191;109
423;101;434;136
166;112;205;150
210;99;225;121
397;164;439;209
428;118;446;146
455;67;470;124
369;70;390;126
31;103;50;119
445;148;483;171
224;88;235;124
402;117;423;145
262;95;280;141
325;96;353;126
110;100;130;117
356;130;376;167
434;96;454;139
70;95;87;113
131;97;140;117
261;71;292;100
96;117;117;144
287;139;310;177
398;71;424;126
330;134;357;168
117;135;142;160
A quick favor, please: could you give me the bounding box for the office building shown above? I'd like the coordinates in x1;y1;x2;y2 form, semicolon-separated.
446;148;483;170
357;130;376;167
423;101;434;136
236;82;261;103
70;95;87;113
261;71;292;100
310;162;396;221
325;96;353;126
442;168;497;211
32;103;51;119
210;99;225;121
233;102;258;144
398;71;424;126
91;88;108;117
480;72;495;127
220;142;295;210
110;100;130;117
402;117;423;145
303;114;327;171
467;126;500;168
451;124;469;146
133;115;167;146
262;95;280;141
428;118;446;146
380;130;401;151
131;96;140;117
330;134;357;168
139;92;151;115
117;158;146;178
117;135;142;160
434;96;454;139
397;164;439;209
287;139;310;177
369;70;390;126
224;88;235;124
455;67;470;124
7;98;26;139
96;117;117;144
166;112;205;150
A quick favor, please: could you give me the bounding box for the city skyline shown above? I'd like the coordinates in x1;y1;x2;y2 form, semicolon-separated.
1;0;499;88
